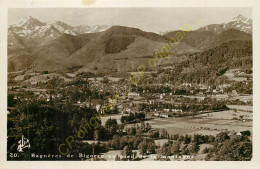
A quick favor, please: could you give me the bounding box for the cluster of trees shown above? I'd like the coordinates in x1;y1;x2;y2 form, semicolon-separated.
7;96;112;160
60;80;110;102
8;100;72;160
158;132;252;161
107;135;156;161
120;112;145;124
147;129;171;139
136;86;212;95
120;145;137;160
227;99;252;106
104;118;120;135
34;75;116;104
135;86;172;94
159;140;200;157
158;133;220;157
226;81;252;95
8;91;151;160
8;94;18;107
205;134;252;161
170;40;252;86
128;122;152;134
104;120;152;139
137;40;252;87
69;142;109;160
107;134;155;153
139;101;229;116
171;133;215;144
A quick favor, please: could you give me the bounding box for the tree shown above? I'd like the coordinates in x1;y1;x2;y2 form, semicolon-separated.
140;121;146;131
115;154;121;161
139;139;156;155
7;100;73;160
146;123;152;131
135;113;145;121
202;147;209;154
216;132;230;143
189;143;200;154
184;134;191;144
136;128;143;136
214;137;252;161
138;140;148;155
122;145;134;160
171;141;181;155
121;116;127;124
148;130;159;139
102;77;109;84
181;144;190;155
173;134;180;140
109;135;121;150
160;129;169;139
8;94;17;107
178;135;185;142
105;118;118;133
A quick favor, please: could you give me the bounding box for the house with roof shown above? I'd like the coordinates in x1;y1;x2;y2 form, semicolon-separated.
128;92;139;97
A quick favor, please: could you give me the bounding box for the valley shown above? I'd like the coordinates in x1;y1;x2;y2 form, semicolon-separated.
7;14;253;161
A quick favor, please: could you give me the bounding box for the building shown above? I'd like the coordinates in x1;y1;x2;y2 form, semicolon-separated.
160;114;169;118
96;104;101;112
128;92;139;97
172;109;183;113
154;112;160;117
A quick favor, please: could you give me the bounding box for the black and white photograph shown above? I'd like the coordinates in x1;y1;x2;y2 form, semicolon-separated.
1;1;260;168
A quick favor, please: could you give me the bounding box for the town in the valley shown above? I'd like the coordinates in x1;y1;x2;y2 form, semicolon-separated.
7;12;252;161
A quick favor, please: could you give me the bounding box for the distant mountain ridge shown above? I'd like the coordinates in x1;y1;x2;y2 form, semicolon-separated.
163;14;252;50
8;15;252;75
8;16;112;48
164;28;251;50
197;15;252;34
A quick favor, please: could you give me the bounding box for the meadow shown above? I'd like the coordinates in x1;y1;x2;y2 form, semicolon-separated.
148;110;252;136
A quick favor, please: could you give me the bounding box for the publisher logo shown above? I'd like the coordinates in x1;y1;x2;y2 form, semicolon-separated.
17;135;30;152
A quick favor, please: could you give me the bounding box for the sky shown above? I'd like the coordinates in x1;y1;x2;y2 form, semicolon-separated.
8;8;252;33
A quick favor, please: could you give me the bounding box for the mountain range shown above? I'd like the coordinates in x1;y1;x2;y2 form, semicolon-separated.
8;16;112;48
197;15;252;34
8;15;252;76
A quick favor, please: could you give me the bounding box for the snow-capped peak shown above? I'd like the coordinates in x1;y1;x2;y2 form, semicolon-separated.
89;24;112;33
8;16;114;47
15;16;45;28
49;21;77;35
49;21;73;29
197;14;252;34
232;15;252;24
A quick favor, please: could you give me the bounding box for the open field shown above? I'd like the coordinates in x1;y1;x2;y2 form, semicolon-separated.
224;69;251;81
20;88;48;92
108;77;122;82
224;69;236;78
101;109;252;137
101;114;122;125
229;95;252;102
154;139;169;146
197;109;252;120
100;150;122;161
88;77;104;81
227;105;253;112
88;77;122;82
232;77;248;82
148;110;252;136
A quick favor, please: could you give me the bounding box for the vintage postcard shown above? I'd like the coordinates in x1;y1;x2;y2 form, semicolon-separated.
0;0;260;169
